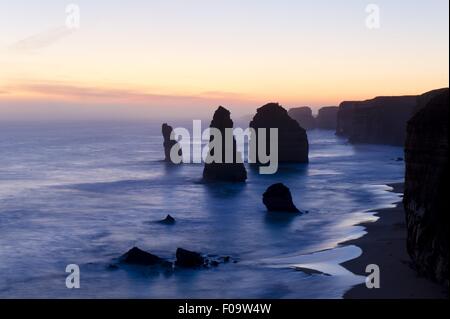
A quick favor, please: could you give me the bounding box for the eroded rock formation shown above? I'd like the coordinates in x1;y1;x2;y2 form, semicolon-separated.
316;106;339;130
288;106;316;130
250;103;309;163
263;183;299;213
162;123;182;162
404;88;449;287
203;106;247;182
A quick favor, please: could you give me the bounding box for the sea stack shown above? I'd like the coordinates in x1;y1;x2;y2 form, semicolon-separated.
250;103;309;163
316;106;339;130
288;106;316;130
404;88;449;287
263;183;299;212
162;123;182;163
203;106;247;182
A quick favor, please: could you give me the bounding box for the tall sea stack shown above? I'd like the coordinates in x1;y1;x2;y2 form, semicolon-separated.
404;88;449;287
250;103;309;163
203;106;247;182
162;123;182;163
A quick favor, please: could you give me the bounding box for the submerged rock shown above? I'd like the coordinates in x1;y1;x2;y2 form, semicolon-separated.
120;247;171;267
288;106;316;130
203;106;247;182
250;103;309;163
263;183;299;213
162;123;182;163
159;214;175;225
404;88;449;287
175;248;205;268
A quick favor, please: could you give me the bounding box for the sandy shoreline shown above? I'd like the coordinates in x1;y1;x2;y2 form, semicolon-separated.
342;183;448;299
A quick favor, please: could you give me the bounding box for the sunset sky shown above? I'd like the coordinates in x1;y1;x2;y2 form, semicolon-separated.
0;0;448;120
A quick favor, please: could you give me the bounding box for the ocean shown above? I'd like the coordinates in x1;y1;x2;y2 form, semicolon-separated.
0;120;404;298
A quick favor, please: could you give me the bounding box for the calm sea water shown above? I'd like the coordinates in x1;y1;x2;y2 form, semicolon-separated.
0;120;404;298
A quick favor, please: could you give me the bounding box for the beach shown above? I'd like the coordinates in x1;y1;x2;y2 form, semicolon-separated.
342;183;448;299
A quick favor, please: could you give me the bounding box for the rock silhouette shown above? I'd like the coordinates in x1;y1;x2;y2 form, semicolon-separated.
336;88;448;146
288;106;316;130
203;106;247;182
404;88;449;287
250;103;309;163
263;183;299;212
162;123;182;162
120;247;172;267
175;248;205;268
159;214;175;225
316;106;339;130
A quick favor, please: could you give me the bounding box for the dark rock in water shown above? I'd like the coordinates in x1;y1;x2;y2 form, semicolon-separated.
288;106;316;130
316;106;339;130
162;123;182;163
404;88;449;287
159;214;175;225
120;247;171;267
221;256;230;263
336;88;448;146
396;157;404;162
203;106;247;182
250;103;309;163
175;248;205;268
263;183;299;213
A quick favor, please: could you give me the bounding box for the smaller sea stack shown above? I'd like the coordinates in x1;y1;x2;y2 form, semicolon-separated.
162;123;182;163
263;183;299;213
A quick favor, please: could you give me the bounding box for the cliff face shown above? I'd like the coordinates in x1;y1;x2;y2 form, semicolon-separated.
403;88;449;287
316;106;339;130
336;96;417;145
336;88;448;146
250;103;309;163
203;106;247;182
287;107;316;130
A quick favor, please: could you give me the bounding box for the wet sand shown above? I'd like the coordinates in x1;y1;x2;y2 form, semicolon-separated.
342;183;448;299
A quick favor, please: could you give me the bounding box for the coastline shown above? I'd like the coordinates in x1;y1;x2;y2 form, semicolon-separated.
342;183;448;299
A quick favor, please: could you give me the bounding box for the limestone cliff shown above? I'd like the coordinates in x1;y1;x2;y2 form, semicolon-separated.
404;88;449;287
336;89;448;146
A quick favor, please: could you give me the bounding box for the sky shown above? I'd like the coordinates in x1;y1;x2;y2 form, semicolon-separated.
0;0;448;120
